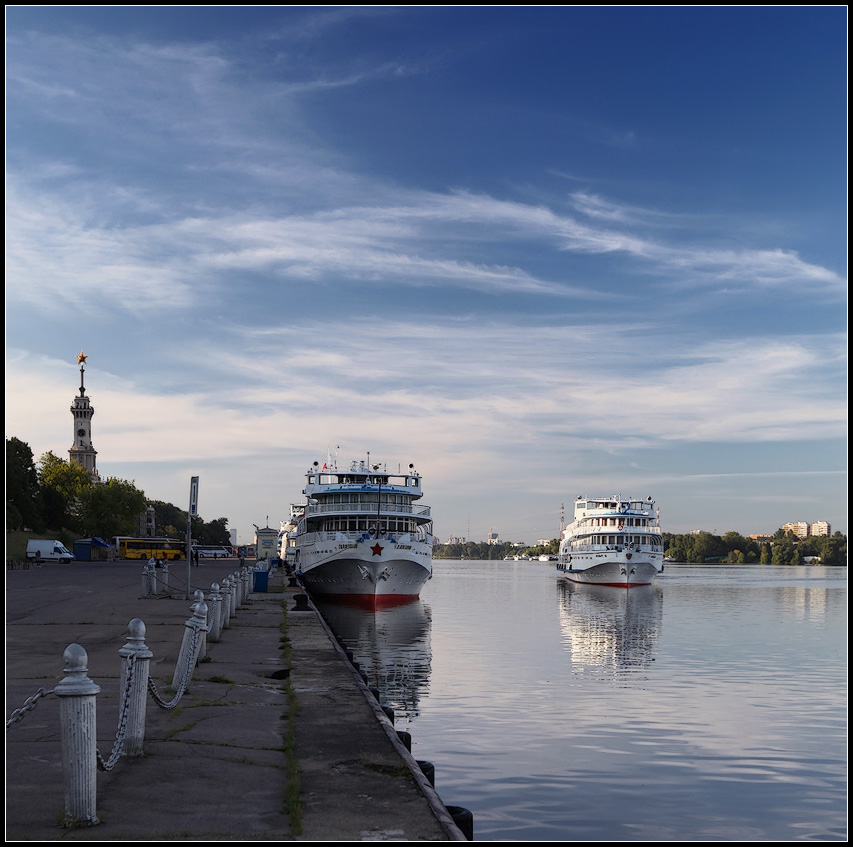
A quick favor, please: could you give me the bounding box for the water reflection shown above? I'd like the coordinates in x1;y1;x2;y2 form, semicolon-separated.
556;580;663;679
314;599;432;721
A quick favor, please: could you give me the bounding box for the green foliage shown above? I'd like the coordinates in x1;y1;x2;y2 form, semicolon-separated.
433;539;559;560
6;437;43;531
37;451;92;532
664;529;846;565
77;477;147;538
148;501;230;544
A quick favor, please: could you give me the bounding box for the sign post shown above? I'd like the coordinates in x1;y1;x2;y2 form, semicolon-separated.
186;476;199;600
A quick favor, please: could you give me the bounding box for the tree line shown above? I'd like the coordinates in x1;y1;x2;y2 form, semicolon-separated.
662;530;846;565
433;529;846;565
6;436;230;545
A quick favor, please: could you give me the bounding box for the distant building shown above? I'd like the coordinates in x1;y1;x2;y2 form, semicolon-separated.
137;505;156;538
487;529;500;545
782;521;830;538
782;522;810;539
253;524;279;560
444;535;466;544
68;350;101;484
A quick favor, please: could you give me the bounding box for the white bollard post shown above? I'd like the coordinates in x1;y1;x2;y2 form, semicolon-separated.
161;561;170;594
118;619;152;757
55;644;100;827
207;583;223;642
192;590;208;662
231;571;241;613
142;563;152;598
193;597;209;667
220;578;232;630
172;598;206;690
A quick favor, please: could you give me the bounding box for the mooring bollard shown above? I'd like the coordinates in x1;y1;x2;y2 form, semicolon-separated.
446;806;474;841
117;619;152;757
207;583;223;642
55;644;100;827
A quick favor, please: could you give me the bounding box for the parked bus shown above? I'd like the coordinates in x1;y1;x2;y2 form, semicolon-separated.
112;537;187;560
191;545;233;559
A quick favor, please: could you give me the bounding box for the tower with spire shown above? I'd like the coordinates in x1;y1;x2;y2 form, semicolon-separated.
69;350;101;483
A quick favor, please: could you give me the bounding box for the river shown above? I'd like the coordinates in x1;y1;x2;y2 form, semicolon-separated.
316;562;847;841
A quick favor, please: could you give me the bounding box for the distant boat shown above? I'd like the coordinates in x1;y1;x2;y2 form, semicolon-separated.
557;496;664;587
293;456;434;607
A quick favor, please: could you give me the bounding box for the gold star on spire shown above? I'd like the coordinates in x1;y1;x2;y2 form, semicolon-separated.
76;350;88;365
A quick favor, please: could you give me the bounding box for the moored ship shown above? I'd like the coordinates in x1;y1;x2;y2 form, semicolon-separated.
557;495;664;587
293;456;434;607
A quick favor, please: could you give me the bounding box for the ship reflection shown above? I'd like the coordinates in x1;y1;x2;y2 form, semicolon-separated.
556;581;664;680
314;598;432;723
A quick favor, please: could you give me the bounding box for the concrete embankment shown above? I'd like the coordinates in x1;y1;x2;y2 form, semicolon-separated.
5;560;464;841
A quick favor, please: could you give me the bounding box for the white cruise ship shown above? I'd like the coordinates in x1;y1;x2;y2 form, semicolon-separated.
293;457;434;607
557;496;664;587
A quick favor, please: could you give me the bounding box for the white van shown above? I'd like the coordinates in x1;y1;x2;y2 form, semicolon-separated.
26;540;75;563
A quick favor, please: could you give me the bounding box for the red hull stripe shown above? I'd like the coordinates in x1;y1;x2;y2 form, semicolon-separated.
312;592;420;609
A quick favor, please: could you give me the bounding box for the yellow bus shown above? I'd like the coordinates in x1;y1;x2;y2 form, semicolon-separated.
112;537;187;560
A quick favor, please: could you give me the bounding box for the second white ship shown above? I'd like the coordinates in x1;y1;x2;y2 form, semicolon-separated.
557;495;664;587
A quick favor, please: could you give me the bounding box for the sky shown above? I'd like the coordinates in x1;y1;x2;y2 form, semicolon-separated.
5;7;847;544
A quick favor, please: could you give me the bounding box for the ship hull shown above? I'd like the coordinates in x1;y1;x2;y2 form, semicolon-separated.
297;537;432;608
558;554;662;588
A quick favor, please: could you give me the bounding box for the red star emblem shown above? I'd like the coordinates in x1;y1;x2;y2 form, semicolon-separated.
370;543;384;556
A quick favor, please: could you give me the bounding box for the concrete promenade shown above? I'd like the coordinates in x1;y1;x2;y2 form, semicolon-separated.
6;560;463;841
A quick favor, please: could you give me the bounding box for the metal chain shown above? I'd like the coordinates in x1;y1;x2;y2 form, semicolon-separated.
96;653;136;771
6;687;56;729
148;622;204;710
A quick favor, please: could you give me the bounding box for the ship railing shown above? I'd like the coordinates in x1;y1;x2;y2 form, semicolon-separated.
305;503;431;518
312;530;429;543
571;540;662;551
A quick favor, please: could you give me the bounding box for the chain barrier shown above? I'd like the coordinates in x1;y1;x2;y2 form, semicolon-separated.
6;687;56;729
96;653;136;772
147;621;204;711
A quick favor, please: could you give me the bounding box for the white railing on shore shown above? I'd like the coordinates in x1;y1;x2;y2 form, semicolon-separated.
6;562;267;828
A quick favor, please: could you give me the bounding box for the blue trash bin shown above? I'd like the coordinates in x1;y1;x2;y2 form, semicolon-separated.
253;569;269;593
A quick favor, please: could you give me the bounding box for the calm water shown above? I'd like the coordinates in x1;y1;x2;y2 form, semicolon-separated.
317;563;847;841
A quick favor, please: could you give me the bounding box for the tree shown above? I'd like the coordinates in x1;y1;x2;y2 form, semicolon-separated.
37;451;91;532
78;478;147;539
6;437;42;531
190;515;231;545
150;500;189;538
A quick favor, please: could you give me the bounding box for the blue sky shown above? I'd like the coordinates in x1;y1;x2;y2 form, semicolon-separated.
6;7;847;543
